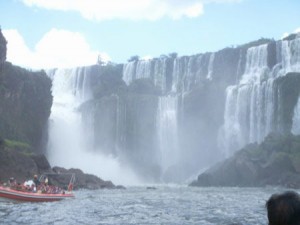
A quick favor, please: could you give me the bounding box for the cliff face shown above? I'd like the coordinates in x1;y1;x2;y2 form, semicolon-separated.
0;141;40;182
0;28;6;65
0;63;52;153
0;29;52;153
190;133;300;188
79;69;161;181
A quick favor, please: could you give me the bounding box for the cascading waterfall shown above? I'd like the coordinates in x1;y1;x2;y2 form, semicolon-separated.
122;53;214;95
123;58;169;93
122;53;216;180
220;44;277;156
206;53;215;80
47;67;92;167
123;61;136;85
281;38;300;73
47;66;140;185
153;57;168;94
157;95;179;177
290;37;300;134
221;36;300;156
46;35;300;185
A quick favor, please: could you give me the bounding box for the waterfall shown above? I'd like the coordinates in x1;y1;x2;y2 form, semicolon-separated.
123;53;214;95
123;58;169;93
153;57;168;93
289;37;300;134
45;35;300;184
157;95;179;177
47;66;140;185
122;60;153;83
122;53;217;179
206;53;215;80
281;38;300;74
47;67;92;168
220;45;271;155
221;36;300;156
136;60;152;80
122;61;136;85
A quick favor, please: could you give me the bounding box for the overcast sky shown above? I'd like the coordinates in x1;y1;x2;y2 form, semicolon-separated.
0;0;300;69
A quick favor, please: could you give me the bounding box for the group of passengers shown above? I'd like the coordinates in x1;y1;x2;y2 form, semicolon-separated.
7;175;64;194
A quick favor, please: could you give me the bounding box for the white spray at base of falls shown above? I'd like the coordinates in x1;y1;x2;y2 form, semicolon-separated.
47;67;141;185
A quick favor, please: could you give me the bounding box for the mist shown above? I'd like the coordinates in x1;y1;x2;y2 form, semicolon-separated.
47;67;141;185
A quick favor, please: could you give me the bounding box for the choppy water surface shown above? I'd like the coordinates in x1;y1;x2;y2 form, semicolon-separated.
0;186;294;224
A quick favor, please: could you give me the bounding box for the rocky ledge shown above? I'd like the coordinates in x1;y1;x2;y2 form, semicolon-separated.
0;137;123;190
190;133;300;189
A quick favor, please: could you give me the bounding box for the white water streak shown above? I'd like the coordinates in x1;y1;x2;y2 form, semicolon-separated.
157;96;179;174
222;37;300;156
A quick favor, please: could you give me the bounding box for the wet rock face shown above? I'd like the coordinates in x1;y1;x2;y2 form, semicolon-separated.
0;145;39;182
0;29;7;65
0;63;52;153
190;133;300;189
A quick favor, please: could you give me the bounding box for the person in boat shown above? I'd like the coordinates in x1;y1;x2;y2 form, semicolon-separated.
33;175;40;187
23;180;34;192
266;191;300;225
44;176;48;185
8;177;16;187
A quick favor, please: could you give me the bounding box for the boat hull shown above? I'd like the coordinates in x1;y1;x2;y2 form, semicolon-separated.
0;186;74;202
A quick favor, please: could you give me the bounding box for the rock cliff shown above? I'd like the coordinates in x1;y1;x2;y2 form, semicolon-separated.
0;29;52;153
0;63;52;153
0;140;118;189
0;29;118;189
0;28;6;65
190;133;300;188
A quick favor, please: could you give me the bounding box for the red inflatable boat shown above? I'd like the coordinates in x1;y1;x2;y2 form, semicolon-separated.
0;186;74;202
0;173;75;202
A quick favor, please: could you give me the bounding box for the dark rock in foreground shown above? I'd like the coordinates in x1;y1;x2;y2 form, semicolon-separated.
51;166;118;190
190;133;300;189
0;140;120;190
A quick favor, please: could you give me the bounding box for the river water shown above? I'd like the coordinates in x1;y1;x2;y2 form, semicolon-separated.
0;185;295;225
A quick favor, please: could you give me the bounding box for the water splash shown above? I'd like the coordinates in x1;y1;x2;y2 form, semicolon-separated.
47;67;141;185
